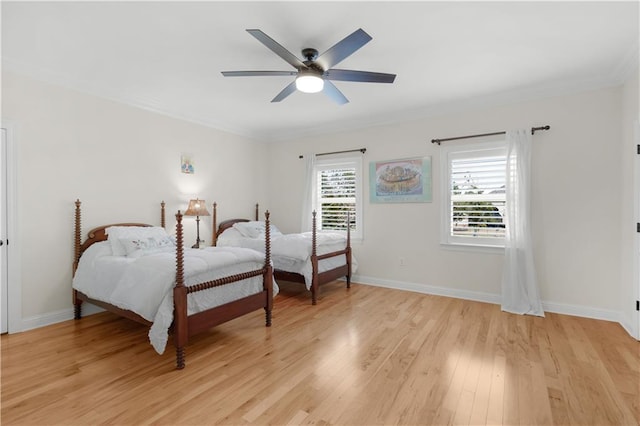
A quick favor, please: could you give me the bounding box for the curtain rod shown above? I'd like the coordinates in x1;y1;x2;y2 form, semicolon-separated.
298;148;366;159
431;125;550;145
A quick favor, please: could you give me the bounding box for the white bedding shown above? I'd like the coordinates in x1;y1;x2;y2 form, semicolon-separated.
72;241;278;354
216;228;358;289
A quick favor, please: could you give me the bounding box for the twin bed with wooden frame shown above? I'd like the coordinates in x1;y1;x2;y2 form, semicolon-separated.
211;202;353;305
71;200;274;370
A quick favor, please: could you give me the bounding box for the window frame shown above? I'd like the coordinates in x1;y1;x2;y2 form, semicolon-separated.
440;140;507;250
311;155;363;241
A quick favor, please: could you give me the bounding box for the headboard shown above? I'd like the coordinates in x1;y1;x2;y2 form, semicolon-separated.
211;202;259;246
78;223;154;255
73;200;166;273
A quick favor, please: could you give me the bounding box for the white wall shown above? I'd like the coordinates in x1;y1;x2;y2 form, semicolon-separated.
2;71;268;326
267;86;626;319
2;69;634;331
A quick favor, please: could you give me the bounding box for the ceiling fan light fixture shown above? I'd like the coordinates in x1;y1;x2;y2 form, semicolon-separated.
295;74;324;93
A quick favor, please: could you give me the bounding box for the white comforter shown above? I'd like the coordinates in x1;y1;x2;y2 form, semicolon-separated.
216;230;357;288
72;241;277;354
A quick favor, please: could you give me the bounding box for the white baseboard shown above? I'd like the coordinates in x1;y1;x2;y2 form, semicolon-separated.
352;274;627;328
541;300;622;323
618;315;639;340
352;274;501;305
20;303;105;332
13;276;633;340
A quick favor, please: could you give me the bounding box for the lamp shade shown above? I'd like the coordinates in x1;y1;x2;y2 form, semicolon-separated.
184;199;210;217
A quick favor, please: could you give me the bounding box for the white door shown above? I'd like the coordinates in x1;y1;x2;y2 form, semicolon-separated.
636;119;640;340
1;128;7;334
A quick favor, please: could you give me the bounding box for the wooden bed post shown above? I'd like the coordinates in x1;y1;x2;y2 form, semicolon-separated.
263;210;273;326
73;199;83;319
212;202;217;246
160;201;166;229
174;211;188;369
346;211;352;289
310;211;319;305
255;203;259;221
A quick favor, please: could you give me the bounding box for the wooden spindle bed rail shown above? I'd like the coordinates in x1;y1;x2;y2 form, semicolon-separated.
186;270;265;294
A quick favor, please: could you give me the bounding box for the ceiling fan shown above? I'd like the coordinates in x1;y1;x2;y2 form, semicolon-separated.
221;28;396;105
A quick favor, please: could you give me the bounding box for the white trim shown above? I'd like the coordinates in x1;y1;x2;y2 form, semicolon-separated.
1;121;21;333
353;275;624;326
439;242;505;255
20;304;104;333
620;316;637;341
3;59;256;141
610;43;640;85
12;275;628;335
353;274;501;305
541;301;622;324
4;58;628;145
0;128;6;333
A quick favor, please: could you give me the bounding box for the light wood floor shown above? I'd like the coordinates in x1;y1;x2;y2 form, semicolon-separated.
2;281;639;425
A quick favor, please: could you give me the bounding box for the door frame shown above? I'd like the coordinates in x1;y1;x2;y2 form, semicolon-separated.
2;121;21;333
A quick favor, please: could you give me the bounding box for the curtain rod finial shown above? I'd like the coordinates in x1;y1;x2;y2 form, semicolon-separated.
531;125;551;135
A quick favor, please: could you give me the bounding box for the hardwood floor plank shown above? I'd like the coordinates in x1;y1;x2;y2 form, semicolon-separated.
2;282;638;425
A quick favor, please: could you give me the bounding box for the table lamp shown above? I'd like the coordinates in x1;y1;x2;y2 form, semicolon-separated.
184;198;210;248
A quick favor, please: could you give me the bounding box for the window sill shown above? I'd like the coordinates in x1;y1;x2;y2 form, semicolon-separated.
440;242;504;255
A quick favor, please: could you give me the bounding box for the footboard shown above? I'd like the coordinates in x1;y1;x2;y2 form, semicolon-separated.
307;210;352;304
173;210;273;369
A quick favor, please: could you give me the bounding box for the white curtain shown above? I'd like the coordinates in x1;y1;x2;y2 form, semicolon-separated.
300;155;316;232
501;130;545;316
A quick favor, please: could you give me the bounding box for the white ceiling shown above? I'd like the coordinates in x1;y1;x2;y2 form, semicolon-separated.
2;1;638;142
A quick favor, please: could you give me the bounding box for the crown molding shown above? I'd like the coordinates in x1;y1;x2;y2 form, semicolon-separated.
3;52;636;144
261;73;624;143
610;41;640;84
2;58;262;141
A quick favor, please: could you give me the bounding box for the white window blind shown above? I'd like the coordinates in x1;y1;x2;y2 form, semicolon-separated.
441;142;506;248
317;167;356;231
313;156;363;239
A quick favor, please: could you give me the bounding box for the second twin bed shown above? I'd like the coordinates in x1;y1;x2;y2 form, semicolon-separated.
212;203;357;305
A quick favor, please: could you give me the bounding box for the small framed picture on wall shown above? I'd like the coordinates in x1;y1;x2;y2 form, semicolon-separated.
181;153;194;174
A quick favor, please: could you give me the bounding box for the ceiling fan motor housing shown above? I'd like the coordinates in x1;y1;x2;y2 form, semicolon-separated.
302;48;319;62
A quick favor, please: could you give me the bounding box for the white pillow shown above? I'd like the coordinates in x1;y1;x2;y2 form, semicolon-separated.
270;225;283;237
218;227;244;240
119;235;175;258
82;240;113;258
232;221;282;239
232;221;263;238
105;226;169;256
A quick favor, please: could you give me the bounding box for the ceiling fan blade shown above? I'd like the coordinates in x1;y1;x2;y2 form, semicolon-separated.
323;80;349;105
222;71;298;77
324;69;396;83
246;29;307;70
271;81;298;103
316;28;372;70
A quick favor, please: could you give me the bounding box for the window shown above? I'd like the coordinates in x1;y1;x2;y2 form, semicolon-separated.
440;141;507;248
312;156;363;240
